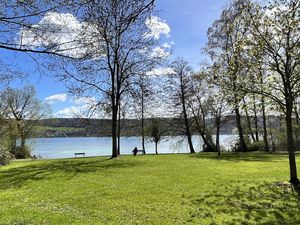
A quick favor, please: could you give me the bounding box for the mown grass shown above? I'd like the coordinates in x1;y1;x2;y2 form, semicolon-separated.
0;152;299;225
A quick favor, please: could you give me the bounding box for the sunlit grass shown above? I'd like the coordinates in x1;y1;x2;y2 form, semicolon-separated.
0;152;299;224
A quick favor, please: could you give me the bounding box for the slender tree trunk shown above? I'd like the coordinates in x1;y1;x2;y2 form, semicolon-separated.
182;111;195;153
235;106;247;152
243;98;255;143
285;97;300;184
261;96;269;152
117;102;121;156
141;90;146;154
155;142;158;154
181;97;195;153
253;95;259;142
216;115;221;157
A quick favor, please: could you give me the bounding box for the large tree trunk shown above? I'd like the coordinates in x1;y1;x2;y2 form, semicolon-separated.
285;97;300;184
199;130;215;152
20;136;26;152
235;107;248;152
111;95;119;158
261;96;269;152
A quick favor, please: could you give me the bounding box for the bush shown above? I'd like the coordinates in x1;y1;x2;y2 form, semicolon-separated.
10;145;31;159
0;146;14;166
231;139;265;152
247;141;266;152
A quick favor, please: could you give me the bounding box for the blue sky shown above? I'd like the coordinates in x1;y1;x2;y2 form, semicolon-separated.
2;0;229;117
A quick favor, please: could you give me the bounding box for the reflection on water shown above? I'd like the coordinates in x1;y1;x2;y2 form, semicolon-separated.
29;135;238;159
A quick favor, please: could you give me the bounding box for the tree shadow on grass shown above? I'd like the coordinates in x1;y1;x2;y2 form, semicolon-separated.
0;157;143;190
190;152;292;162
184;182;300;224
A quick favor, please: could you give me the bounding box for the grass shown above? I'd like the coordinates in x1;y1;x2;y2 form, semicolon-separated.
0;152;299;225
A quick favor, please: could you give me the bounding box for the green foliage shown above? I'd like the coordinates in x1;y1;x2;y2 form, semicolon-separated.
0;153;299;224
145;119;164;144
0;145;14;166
247;141;266;152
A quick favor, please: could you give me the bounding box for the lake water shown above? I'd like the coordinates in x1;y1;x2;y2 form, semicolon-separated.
29;135;238;159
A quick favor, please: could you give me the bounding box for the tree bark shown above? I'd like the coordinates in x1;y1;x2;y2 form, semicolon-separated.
111;94;119;158
235;106;247;152
155;142;158;155
216;115;221;157
261;96;269;152
285;97;300;184
253;95;259;142
243;98;255;143
141;89;146;154
180;81;195;153
20;136;26;152
117;102;121;156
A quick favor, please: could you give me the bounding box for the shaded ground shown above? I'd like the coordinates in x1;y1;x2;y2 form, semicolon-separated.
0;152;299;224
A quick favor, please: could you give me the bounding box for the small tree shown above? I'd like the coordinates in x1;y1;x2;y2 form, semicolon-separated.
146;118;164;154
0;86;49;158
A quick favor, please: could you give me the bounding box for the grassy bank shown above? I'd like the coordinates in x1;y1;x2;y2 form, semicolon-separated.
0;152;299;224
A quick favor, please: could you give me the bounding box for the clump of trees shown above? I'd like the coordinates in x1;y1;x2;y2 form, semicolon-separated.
0;86;48;161
204;0;300;184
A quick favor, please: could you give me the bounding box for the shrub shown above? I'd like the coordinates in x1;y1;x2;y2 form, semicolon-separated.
0;146;14;166
247;141;266;152
10;145;31;159
231;139;265;152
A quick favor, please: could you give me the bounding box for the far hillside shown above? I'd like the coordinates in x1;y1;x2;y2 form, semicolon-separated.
33;116;282;138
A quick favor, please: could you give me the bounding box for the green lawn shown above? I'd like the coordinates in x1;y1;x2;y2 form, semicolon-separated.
0;152;299;225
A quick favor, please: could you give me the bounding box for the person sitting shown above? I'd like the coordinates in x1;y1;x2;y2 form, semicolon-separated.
132;147;138;156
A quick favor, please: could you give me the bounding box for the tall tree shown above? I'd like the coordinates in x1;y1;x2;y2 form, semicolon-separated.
167;59;195;154
241;0;300;184
130;74;154;154
206;0;250;152
52;0;161;158
190;70;216;152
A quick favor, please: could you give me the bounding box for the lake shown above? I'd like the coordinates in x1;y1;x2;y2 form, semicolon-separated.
29;135;238;159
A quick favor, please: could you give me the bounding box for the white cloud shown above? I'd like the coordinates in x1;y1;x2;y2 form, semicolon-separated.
146;16;171;39
20;12;100;58
151;46;170;58
20;13;172;59
54;106;83;118
45;93;67;104
146;67;175;76
162;43;171;49
73;97;97;105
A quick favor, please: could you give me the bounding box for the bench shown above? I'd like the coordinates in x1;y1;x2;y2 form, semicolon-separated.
74;152;85;158
133;149;145;155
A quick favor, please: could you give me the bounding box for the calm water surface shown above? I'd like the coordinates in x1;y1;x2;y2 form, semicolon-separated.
29;135;238;159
